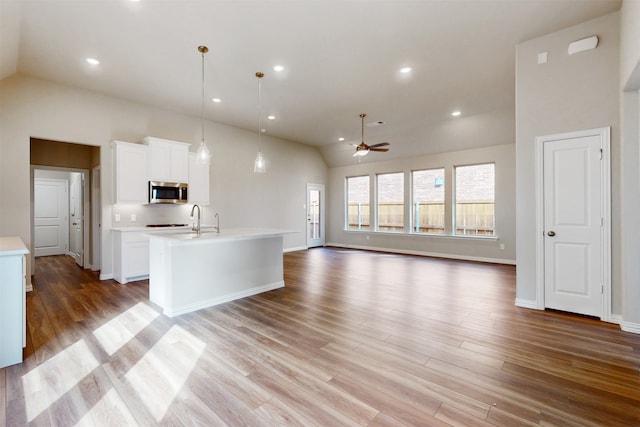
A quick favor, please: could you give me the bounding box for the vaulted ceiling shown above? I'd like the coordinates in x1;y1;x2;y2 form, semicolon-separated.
0;0;622;167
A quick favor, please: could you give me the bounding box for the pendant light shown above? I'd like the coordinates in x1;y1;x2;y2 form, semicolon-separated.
253;72;266;173
196;45;211;165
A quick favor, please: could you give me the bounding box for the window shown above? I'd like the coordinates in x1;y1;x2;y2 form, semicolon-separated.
346;176;370;230
412;168;445;233
454;163;495;235
377;172;404;232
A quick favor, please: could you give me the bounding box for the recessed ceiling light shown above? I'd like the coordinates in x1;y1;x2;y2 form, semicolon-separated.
212;98;221;103
86;58;100;65
338;137;345;142
399;67;412;74
267;115;276;120
452;111;461;117
273;65;284;72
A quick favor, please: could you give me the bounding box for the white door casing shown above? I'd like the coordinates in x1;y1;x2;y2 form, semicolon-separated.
535;127;611;320
306;183;325;248
34;179;69;257
92;166;101;271
69;172;83;266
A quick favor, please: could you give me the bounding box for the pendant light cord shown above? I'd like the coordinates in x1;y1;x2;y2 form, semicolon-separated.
257;72;264;150
201;49;205;144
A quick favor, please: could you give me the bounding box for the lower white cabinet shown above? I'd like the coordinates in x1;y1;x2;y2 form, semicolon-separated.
0;237;29;368
113;231;150;284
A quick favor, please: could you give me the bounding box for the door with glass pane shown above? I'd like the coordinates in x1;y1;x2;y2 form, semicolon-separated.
306;183;324;248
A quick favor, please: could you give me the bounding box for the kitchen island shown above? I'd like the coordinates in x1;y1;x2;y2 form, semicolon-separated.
148;228;290;317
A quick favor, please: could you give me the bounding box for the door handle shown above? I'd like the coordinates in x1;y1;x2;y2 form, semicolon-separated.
547;231;556;237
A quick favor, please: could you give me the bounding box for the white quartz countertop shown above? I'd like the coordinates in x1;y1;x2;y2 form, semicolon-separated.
0;236;30;256
147;228;297;243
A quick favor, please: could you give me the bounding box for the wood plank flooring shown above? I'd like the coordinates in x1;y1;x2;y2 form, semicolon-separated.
2;248;639;426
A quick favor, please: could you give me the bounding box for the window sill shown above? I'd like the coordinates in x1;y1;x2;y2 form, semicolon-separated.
344;229;499;241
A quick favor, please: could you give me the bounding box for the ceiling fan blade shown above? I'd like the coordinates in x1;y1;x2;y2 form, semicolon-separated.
370;148;389;152
368;142;390;148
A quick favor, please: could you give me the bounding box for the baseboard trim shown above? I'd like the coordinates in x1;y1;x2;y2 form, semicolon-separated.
325;243;516;265
620;320;640;334
100;273;114;281
610;314;623;325
515;298;539;309
284;246;307;253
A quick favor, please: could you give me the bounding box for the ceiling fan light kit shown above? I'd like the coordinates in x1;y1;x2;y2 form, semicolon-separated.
352;113;390;157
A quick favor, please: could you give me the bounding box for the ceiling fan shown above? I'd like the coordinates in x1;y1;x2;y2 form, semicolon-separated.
352;113;390;157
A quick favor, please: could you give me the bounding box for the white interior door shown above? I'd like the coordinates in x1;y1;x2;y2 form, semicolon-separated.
69;172;84;266
306;183;325;248
542;132;605;318
34;179;69;257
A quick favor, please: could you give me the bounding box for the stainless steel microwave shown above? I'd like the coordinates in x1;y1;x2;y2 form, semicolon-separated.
149;181;188;204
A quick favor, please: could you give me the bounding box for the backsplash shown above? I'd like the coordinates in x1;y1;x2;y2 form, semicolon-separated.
112;203;215;228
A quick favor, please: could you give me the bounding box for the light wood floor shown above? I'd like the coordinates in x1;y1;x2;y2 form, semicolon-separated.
2;249;639;426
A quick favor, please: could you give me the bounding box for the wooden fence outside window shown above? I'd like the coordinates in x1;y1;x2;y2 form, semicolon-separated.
348;202;494;235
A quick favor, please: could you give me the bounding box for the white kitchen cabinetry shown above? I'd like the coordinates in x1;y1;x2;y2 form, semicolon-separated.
0;237;29;368
113;140;148;204
188;152;210;205
144;137;190;184
113;230;150;284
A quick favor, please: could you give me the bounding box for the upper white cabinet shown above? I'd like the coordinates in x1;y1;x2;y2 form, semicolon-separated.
188;153;210;205
144;137;190;183
113;140;148;204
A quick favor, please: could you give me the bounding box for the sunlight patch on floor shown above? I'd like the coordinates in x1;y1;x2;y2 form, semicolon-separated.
93;302;160;356
124;325;206;422
74;388;139;426
22;340;99;421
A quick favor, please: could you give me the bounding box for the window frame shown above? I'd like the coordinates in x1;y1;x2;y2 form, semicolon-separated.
375;171;405;233
410;167;446;235
345;175;371;231
343;163;498;240
452;162;496;237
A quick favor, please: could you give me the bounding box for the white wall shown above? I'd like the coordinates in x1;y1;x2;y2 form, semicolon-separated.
515;13;622;312
0;74;327;280
327;144;516;264
620;0;640;90
619;0;640;331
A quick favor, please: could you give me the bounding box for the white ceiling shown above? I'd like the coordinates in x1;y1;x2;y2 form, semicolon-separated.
0;0;622;167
